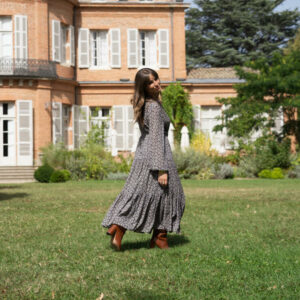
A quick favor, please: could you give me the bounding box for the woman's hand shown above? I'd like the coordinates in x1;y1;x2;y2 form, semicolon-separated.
158;170;168;186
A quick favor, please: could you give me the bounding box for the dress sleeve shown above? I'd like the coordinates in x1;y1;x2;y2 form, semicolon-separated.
147;102;169;172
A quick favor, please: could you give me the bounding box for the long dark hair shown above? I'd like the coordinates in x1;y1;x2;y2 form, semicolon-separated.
130;68;161;128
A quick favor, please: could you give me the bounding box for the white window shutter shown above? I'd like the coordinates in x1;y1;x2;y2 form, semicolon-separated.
110;28;121;68
17;100;33;166
113;106;125;150
126;106;134;150
127;29;138;68
79;106;89;146
52;20;61;62
148;32;157;67
158;29;169;68
14;15;27;59
192;105;201;130
72;105;80;149
69;25;75;66
101;31;109;68
78;28;89;68
52;102;63;144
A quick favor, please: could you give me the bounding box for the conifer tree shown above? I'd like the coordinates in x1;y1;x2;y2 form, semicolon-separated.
186;0;300;67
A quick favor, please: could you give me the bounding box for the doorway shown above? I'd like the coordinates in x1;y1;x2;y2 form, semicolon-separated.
0;102;16;166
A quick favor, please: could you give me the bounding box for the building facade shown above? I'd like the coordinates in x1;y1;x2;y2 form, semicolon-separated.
0;0;242;167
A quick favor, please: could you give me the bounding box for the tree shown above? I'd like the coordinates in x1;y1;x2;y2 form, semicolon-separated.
284;27;300;54
161;83;194;145
185;0;300;68
214;50;300;147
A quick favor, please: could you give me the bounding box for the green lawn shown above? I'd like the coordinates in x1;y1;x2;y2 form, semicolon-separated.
0;179;300;300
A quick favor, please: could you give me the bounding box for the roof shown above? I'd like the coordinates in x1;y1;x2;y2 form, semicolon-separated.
187;67;239;80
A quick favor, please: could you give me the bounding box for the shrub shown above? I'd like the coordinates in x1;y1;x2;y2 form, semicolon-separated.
61;169;71;181
34;164;54;183
161;82;193;144
106;172;128;180
254;137;291;172
195;168;215;180
213;163;234;179
258;169;272;178
40;143;70;169
238;156;259;178
115;154;134;173
270;168;284;179
190;130;212;155
65;150;87;180
258;168;284;179
290;152;300;167
50;170;67;183
173;147;213;179
288;165;300;178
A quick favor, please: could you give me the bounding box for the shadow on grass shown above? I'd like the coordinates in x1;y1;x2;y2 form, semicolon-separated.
0;185;22;190
122;234;189;251
0;192;29;201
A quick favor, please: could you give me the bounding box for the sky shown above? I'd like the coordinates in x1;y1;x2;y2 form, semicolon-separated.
185;0;300;11
275;0;300;11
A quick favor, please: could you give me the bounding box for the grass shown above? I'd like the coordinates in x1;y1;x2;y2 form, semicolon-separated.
0;179;300;300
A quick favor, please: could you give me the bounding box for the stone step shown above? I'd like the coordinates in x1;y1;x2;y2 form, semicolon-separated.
0;166;36;183
0;170;34;176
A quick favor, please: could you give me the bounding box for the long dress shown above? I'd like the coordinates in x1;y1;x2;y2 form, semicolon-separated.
101;100;185;234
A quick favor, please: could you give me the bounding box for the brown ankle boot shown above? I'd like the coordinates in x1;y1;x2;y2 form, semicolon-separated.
150;229;169;249
106;224;117;236
107;224;126;251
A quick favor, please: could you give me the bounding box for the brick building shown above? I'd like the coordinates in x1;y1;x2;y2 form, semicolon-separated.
0;0;240;168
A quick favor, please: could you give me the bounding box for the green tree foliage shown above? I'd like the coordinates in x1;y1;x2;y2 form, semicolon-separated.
285;27;300;54
214;50;300;145
185;0;300;68
161;83;193;144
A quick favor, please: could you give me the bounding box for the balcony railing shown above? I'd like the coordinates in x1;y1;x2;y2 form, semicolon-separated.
0;58;57;79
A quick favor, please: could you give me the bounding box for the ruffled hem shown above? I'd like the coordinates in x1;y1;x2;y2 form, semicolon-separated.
101;158;185;234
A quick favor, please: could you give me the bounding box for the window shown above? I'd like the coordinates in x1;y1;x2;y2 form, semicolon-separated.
0;16;12;59
78;28;120;69
63;105;70;146
90;31;109;68
90;107;111;147
61;24;68;64
52;20;75;66
139;31;157;67
200;106;226;153
127;29;169;69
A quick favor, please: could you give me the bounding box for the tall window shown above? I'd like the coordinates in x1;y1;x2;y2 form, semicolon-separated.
61;24;68;64
52;20;75;66
127;29;168;69
63;105;70;146
90;31;109;68
0;17;12;59
90;107;111;147
139;31;157;67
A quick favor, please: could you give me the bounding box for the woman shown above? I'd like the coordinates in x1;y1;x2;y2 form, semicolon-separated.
102;68;185;250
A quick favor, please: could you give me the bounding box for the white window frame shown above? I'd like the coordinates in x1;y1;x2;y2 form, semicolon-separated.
0;16;13;60
90;107;112;148
90;30;109;69
139;30;157;69
52;20;61;63
62;104;70;147
127;28;169;70
200;106;226;154
60;24;68;65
